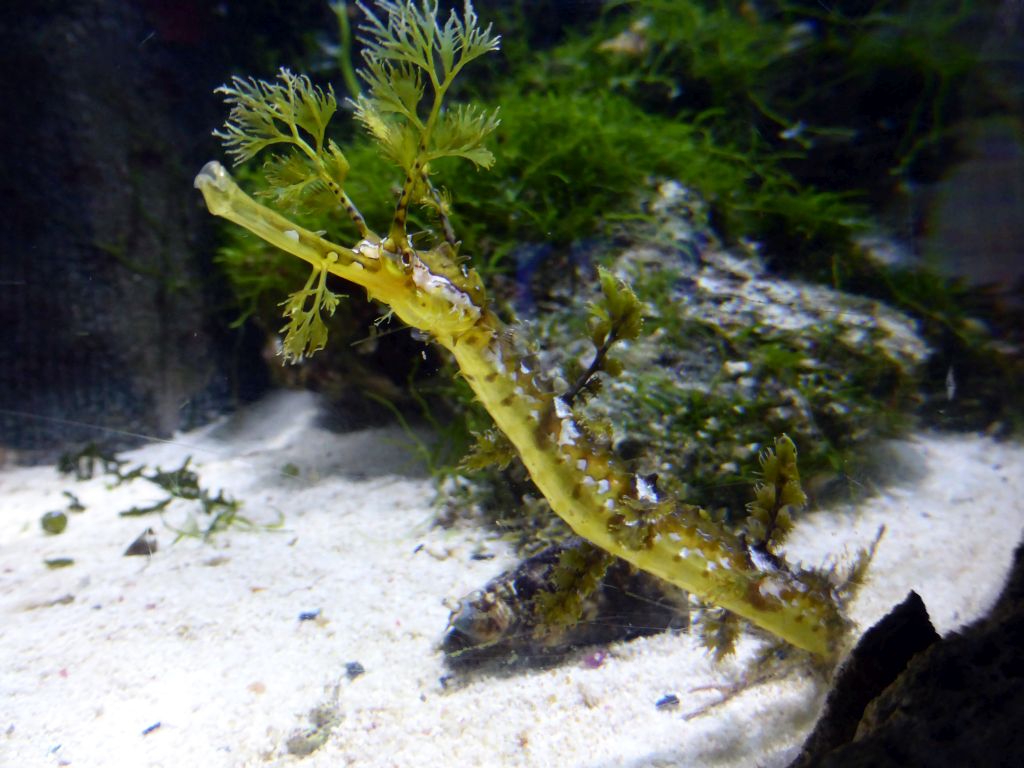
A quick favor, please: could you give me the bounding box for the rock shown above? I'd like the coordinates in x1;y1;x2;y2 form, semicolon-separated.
792;540;1024;767
789;591;939;767
442;537;689;670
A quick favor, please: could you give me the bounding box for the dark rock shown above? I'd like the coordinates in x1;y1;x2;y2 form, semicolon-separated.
789;591;939;768
124;528;158;557
792;541;1024;767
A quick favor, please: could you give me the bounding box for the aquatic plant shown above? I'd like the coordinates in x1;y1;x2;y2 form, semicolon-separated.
195;0;857;659
56;443;259;539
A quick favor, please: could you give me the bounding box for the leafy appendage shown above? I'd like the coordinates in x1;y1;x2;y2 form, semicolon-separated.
214;69;338;165
429;103;499;167
352;0;500;180
362;60;424;124
460;428;517;472
590;267;645;346
533;542;613;633
279;264;345;363
261;152;330;210
354;93;422;171
564;267;645;404
697;605;742;661
356;1;500;81
836;525;885;602
214;68;364;233
744;434;807;550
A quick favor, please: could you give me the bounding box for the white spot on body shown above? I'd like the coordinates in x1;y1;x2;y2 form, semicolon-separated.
554;397;572;419
596;479;610;495
635;475;657;502
411;259;480;320
353;239;382;259
284;229;300;242
749;547;778;573
558;418;580;447
758;577;785;601
576;458;588;472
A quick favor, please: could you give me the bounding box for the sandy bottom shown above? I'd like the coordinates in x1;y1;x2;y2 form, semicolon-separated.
2;391;1022;767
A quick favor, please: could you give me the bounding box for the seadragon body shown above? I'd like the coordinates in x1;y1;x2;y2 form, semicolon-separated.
194;0;849;661
195;161;847;659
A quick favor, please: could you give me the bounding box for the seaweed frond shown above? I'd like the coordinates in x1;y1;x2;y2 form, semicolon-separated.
743;434;807;551
532;541;614;634
278;261;346;362
460;427;517;472
564;267;645;405
352;0;500;249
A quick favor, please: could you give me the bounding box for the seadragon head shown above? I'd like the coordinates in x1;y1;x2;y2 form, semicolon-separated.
195;0;500;359
194;159;489;350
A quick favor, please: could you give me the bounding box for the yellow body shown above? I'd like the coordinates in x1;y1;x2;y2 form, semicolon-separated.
195;161;847;658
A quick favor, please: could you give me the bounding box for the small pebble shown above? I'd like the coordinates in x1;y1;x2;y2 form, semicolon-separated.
345;661;365;680
655;693;680;711
41;511;67;535
298;609;321;622
124;528;158;557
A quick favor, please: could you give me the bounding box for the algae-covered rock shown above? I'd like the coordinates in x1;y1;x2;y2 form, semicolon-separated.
483;180;928;534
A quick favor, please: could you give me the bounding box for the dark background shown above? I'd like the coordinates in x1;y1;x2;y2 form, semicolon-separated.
0;0;594;461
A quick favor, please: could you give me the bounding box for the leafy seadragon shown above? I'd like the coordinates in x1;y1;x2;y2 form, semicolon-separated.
194;0;851;660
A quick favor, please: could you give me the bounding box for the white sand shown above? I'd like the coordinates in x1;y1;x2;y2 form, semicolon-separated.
2;391;1023;767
